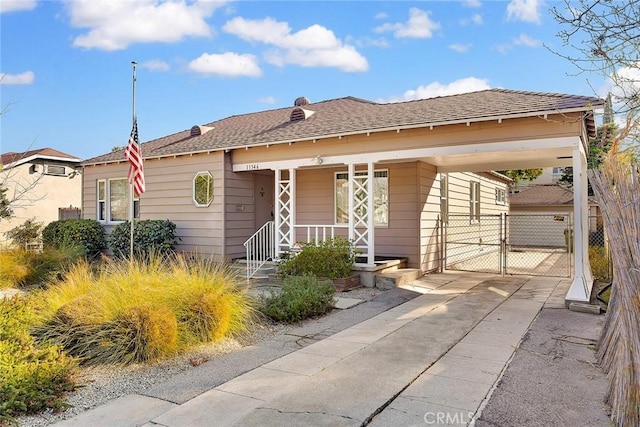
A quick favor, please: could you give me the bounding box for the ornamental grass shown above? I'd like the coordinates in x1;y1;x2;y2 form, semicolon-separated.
31;253;254;365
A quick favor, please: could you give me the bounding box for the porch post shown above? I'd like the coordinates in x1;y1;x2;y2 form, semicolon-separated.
274;168;295;258
347;163;355;243
566;143;594;304
366;161;375;265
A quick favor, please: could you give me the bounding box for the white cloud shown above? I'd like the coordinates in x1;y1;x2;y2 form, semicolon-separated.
188;52;262;77
496;33;541;54
0;0;37;13
460;13;483;26
223;17;368;72
0;71;35;85
374;7;440;39
258;96;277;104
374;12;388;20
140;59;170;72
385;77;491;102
67;0;223;50
449;43;472;53
506;0;542;24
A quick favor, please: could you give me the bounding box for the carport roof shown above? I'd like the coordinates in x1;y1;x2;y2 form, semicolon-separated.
84;89;603;166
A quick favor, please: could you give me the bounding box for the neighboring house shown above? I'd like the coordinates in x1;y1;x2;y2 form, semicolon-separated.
0;148;83;244
509;183;601;247
82;89;604;303
512;166;566;191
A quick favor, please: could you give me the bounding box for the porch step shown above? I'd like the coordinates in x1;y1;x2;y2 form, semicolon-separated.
374;268;423;290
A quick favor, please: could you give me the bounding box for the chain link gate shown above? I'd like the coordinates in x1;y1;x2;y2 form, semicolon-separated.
442;213;573;277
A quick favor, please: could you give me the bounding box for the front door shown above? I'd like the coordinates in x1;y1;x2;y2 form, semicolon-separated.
254;171;274;228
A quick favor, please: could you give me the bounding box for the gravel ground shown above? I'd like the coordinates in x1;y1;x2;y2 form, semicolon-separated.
15;286;383;427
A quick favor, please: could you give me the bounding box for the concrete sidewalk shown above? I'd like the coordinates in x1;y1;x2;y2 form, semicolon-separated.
53;272;569;427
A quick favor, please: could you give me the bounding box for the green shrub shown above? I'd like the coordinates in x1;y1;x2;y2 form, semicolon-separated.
261;275;336;323
109;220;180;259
276;237;356;280
4;218;43;248
42;219;106;259
589;245;611;281
32;254;253;365
0;297;76;423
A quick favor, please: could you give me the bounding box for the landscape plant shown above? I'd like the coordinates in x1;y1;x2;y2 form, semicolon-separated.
276;237;356;280
261;275;336;323
0;246;83;289
0;296;76;423
42;219;106;259
109;219;179;259
4;218;43;249
31;253;254;364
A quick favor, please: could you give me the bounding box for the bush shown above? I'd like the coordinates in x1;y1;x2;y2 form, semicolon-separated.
0;247;83;289
32;254;253;365
4;218;43;249
589;245;611;281
0;297;76;423
109;220;180;259
276;237;356;280
261;275;336;323
42;219;106;259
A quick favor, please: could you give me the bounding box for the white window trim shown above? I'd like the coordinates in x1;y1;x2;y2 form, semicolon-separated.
44;164;66;176
97;179;106;223
193;171;214;207
97;178;139;224
495;188;506;205
334;169;388;227
470;181;480;224
440;174;448;224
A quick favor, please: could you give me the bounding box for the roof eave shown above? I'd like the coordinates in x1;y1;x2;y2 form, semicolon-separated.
82;104;602;166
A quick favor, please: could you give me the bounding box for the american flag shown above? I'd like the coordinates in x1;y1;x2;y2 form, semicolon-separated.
124;120;145;195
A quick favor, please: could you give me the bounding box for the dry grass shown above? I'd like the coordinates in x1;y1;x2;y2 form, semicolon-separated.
31;254;255;365
589;142;640;427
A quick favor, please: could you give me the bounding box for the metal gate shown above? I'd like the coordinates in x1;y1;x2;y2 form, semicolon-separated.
442;213;573;277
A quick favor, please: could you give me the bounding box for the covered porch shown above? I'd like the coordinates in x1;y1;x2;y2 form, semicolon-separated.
235;133;595;305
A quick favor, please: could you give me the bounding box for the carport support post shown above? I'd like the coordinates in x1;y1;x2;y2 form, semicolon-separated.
566;143;594;305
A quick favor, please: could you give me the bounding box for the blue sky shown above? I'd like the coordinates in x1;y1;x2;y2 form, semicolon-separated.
1;0;606;160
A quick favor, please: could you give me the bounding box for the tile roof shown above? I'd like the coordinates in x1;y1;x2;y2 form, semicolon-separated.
510;184;575;206
84;89;604;165
1;147;82;167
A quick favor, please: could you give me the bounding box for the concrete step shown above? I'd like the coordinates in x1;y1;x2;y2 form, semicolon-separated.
374;268;423;290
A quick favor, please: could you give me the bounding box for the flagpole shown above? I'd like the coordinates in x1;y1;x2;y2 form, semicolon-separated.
130;61;137;258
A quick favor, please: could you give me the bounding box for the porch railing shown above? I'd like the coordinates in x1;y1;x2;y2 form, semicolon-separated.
293;224;349;243
244;221;275;280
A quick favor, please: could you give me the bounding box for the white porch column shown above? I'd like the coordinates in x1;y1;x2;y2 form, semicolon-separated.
566;143;594;304
274;168;296;257
366;161;375;265
347;163;355;243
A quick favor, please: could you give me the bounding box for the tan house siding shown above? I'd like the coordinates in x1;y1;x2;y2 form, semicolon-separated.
418;162;440;272
0;163;82;244
444;171;510;266
224;155;255;260
83;152;225;255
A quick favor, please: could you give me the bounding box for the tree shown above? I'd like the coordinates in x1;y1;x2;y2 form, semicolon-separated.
0;184;12;220
498;168;543;183
552;1;640;153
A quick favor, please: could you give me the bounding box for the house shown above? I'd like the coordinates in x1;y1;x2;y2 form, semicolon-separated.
81;89;604;304
0;148;83;245
509;183;602;247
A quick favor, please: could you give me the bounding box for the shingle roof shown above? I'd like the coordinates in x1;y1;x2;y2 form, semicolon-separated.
510;184;575;206
84;89;603;165
1;147;82;167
